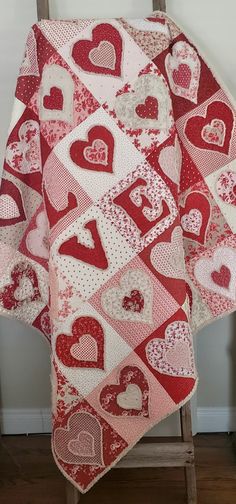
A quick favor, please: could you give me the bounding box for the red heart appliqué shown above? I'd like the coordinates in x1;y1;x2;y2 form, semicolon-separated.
135;96;158;120
70;125;114;173
172;63;191;89
0;262;41;310
0;179;26;226
180;191;211;244
99;366;149;417
185;101;234;154
72;23;122;77
43;87;63;110
56;316;104;369
122;289;144;313
211;265;231;288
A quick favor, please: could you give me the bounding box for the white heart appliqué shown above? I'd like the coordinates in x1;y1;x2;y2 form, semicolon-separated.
194;246;236;300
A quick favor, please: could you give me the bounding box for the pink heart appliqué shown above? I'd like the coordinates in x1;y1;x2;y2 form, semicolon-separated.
89;41;116;70
53;411;104;466
26;211;49;260
181;208;202;236
70;334;98;362
68;431;95;457
145;320;195;377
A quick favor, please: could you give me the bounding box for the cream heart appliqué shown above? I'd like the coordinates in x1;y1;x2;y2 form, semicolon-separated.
146;320;195;377
83;139;108;166
117;384;143;411
114;73;172;130
6;120;41;174
101;269;153;324
202;119;225;147
14;276;35;302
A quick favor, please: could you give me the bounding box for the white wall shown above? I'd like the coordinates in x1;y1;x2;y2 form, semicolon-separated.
0;0;236;434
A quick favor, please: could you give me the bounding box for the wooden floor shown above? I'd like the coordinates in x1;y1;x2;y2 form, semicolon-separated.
0;433;236;503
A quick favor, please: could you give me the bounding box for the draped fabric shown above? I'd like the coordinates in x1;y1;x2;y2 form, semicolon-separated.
0;11;236;492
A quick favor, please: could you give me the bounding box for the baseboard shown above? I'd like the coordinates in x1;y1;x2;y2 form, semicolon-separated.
197;407;236;433
1;407;236;435
0;408;52;434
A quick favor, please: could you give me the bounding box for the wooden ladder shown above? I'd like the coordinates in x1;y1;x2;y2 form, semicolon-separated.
36;1;197;503
66;402;197;504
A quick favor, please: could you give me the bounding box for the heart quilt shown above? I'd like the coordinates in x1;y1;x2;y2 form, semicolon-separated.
0;10;236;494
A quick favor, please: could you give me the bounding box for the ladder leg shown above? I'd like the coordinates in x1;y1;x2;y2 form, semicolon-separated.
180;402;197;504
184;466;197;504
66;481;81;504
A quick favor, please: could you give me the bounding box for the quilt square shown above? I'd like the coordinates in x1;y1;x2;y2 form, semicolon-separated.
38;53;100;149
152;32;220;120
135;308;197;404
53;106;144;202
205;159;236;233
42;152;93;239
51;204;135;298
176;89;236;178
57;19;151;104
98;160;178;254
179;179;232;261
119;17;170;60
0;250;48;324
53;303;133;397
89;254;179;350
103;62;174;156
139;220;187;306
186;234;236;318
0;171;42;251
86;350;177;445
52;394;128;493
